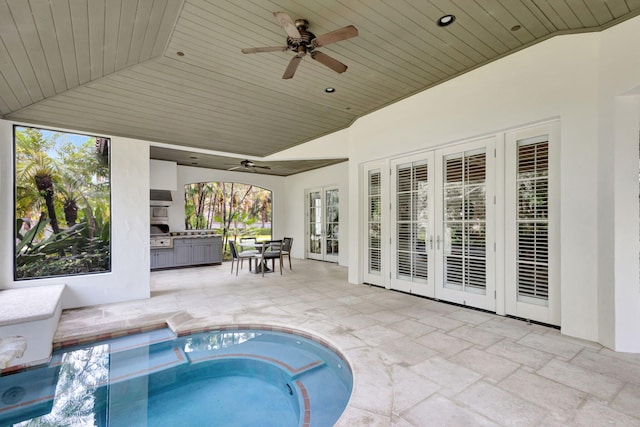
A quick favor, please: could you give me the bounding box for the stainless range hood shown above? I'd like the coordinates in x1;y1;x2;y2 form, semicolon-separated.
150;190;173;206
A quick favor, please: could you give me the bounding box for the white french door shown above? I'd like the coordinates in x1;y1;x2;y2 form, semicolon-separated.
306;187;339;263
504;122;560;325
390;154;435;296
388;138;496;311
364;123;558;321
435;140;496;311
363;163;387;286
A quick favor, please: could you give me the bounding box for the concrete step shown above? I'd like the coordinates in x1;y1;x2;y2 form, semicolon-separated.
0;285;65;370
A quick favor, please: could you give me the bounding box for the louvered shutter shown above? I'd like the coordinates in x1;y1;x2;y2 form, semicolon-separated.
368;170;382;274
396;161;429;281
443;150;487;294
517;139;549;302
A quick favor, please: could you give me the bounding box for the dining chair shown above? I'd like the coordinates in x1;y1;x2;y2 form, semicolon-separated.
229;241;254;276
282;237;294;270
255;240;283;277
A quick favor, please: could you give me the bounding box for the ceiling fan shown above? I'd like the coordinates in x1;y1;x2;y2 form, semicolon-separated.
241;12;358;79
226;159;272;172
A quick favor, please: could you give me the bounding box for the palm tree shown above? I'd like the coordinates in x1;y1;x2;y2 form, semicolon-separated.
16;147;61;235
58;173;81;226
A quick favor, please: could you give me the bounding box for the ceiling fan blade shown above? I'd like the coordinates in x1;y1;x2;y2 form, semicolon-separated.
227;166;241;171
273;12;301;39
241;46;288;54
282;54;303;79
311;51;347;74
312;25;358;47
253;165;272;170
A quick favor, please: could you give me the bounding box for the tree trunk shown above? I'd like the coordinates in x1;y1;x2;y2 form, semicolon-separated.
35;174;61;234
64;199;78;225
44;190;61;234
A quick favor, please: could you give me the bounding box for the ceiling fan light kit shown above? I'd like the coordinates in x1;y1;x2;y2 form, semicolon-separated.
241;12;358;79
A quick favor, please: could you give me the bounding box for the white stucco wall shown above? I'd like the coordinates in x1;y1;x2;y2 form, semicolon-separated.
283;162;349;266
597;16;640;353
150;159;178;191
0;120;150;308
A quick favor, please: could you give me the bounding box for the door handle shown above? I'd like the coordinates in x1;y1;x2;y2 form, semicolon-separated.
429;236;433;250
436;236;441;250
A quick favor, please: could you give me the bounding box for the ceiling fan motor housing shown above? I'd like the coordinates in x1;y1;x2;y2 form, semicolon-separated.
287;19;316;53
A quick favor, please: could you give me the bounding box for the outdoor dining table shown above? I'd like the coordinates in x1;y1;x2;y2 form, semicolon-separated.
246;242;277;274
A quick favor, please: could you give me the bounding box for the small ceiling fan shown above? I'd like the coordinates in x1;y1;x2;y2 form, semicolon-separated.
226;159;272;172
241;12;358;79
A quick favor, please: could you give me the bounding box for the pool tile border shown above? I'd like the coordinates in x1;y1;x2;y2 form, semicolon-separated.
51;320;351;376
176;323;352;373
52;323;168;350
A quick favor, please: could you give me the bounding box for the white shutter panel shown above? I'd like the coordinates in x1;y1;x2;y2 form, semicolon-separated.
517;139;549;303
443;150;487;294
396;161;429;282
368;170;382;274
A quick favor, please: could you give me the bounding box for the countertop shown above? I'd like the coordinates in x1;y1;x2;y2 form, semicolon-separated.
169;232;221;239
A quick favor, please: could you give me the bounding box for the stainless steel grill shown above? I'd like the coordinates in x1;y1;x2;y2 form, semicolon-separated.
150;235;172;248
150;225;172;248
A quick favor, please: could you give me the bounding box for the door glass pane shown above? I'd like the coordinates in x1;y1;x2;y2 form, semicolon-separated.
444;187;463;221
396;161;429;283
325;189;339;257
516;139;549;303
443;150;487;294
368;171;382;274
309;192;321;255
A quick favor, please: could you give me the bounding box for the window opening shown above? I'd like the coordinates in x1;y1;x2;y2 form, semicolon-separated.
184;182;271;260
14;125;111;280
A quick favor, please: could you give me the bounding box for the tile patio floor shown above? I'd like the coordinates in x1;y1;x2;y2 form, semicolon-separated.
55;259;640;426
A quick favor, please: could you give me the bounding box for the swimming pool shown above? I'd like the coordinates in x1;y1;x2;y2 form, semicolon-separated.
0;327;353;426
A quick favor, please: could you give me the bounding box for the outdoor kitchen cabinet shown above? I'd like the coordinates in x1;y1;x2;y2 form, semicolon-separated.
191;238;222;264
151;236;222;270
150;248;173;269
172;239;192;267
169;237;222;268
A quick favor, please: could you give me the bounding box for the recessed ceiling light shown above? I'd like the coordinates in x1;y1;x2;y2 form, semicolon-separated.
189;156;198;159
191;162;198;165
325;87;336;93
511;25;521;31
437;15;456;27
177;51;185;56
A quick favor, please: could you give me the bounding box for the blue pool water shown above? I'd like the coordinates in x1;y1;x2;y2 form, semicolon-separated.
0;328;353;427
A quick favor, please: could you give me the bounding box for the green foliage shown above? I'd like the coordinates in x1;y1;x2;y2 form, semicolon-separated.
15;215;49;254
14;126;111;280
184;181;272;258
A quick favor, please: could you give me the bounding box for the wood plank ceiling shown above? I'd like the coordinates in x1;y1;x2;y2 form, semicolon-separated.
2;0;640;161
